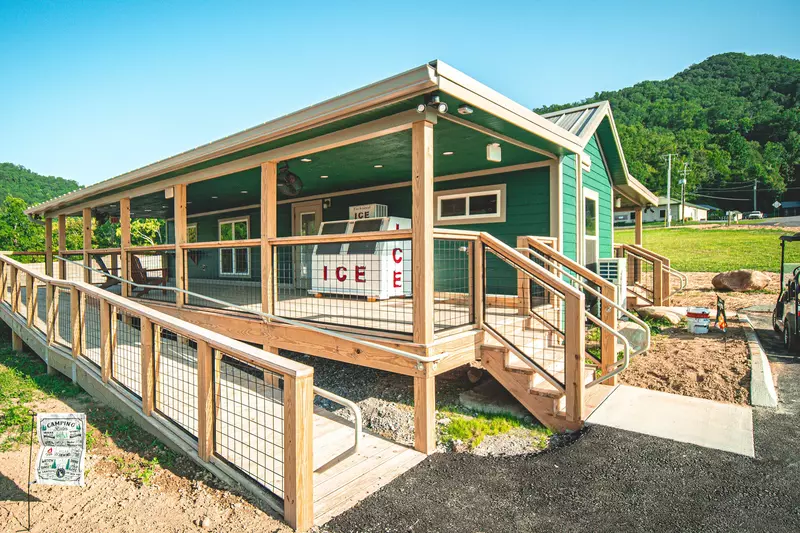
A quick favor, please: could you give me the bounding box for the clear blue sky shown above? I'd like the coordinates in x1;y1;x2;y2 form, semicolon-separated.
1;0;798;186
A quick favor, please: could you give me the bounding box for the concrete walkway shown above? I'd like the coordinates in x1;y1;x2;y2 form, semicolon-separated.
586;384;754;457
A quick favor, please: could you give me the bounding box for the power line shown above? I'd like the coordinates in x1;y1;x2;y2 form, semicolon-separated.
690;192;751;201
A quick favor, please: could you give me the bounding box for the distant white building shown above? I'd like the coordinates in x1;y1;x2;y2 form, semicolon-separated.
615;196;711;225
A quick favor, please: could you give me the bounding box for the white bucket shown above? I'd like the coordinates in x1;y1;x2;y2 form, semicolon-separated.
687;317;710;334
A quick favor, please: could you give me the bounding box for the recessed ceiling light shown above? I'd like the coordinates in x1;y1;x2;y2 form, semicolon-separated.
187;201;192;204
320;175;329;179
443;151;454;156
162;205;167;208
240;190;248;194
144;208;152;212
374;164;383;168
300;158;312;163
211;196;218;199
457;104;474;115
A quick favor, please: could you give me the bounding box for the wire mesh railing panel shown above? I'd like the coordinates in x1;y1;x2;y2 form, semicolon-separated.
484;247;567;388
185;246;262;311
112;308;143;399
215;353;284;499
128;251;176;305
81;294;102;367
16;270;27;319
274;238;413;335
626;252;654;302
155;327;198;438
88;252;123;288
33;281;47;335
53;287;73;350
61;255;86;283
433;239;473;332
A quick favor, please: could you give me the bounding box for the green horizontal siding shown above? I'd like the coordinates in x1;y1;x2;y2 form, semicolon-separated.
583;137;614;259
561;156;577;261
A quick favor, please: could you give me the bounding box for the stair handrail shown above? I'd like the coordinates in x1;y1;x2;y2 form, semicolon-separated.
627;243;688;295
520;237;651;357
55;255;445;366
477;233;585;394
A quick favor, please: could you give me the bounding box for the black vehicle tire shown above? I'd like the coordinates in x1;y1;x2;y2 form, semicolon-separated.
785;320;799;355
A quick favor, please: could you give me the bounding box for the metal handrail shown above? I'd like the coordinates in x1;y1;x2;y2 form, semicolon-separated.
518;246;651;358
55;255;446;366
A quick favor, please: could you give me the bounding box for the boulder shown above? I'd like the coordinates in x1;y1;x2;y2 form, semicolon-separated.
712;270;770;292
636;306;683;325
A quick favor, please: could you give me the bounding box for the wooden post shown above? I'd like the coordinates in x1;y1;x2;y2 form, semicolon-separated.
411;120;434;345
473;240;484;329
120;198;131;297
10;265;18;314
600;284;618;386
413;373;436;454
82;208;92;283
516;236;531;316
261;162;278;315
45;218;54;277
652;259;663;306
26;274;35;328
12;331;23;352
196;340;214;461
140;317;154;415
174;184;187;307
99;298;112;383
564;291;585;423
283;372;314;531
0;262;6;305
58;214;67;279
662;257;671;306
634;207;643;246
70;287;81;358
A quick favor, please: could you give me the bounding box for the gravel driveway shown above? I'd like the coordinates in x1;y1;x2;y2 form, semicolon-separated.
325;310;800;533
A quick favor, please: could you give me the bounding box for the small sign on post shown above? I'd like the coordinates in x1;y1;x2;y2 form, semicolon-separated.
34;413;87;487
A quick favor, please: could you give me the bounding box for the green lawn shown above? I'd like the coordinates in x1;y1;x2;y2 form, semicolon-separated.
615;227;800;272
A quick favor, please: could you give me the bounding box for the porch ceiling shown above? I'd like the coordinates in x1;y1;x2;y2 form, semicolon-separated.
89;118;548;219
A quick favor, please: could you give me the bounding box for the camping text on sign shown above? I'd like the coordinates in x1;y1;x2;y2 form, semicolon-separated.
35;413;87;487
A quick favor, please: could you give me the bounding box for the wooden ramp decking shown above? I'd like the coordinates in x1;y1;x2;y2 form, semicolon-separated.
313;409;425;525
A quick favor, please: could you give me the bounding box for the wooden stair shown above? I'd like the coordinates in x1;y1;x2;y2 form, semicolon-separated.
481;342;614;432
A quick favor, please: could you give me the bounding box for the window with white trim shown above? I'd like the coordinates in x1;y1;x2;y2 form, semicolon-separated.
583;189;599;270
434;184;506;225
218;217;250;276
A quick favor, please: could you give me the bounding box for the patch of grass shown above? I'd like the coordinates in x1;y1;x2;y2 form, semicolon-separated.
616;226;800;272
636;313;678;335
0;332;83;451
437;406;551;450
110;455;161;485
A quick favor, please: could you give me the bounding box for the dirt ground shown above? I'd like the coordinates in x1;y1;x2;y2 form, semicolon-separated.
0;394;289;533
619;271;776;405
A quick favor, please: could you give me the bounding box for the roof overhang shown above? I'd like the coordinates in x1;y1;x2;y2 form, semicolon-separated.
542;101;658;207
27;60;586;218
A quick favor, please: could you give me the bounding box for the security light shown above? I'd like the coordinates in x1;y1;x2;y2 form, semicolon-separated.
418;95;448;114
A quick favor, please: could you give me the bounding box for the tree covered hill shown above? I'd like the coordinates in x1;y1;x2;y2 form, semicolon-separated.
536;53;800;211
0;162;79;205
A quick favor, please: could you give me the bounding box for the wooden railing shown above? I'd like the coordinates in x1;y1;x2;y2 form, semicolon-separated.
522;236;623;384
0;252;315;530
476;232;587;422
614;243;685;306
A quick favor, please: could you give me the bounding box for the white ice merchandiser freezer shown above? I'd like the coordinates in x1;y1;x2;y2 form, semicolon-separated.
309;217;412;300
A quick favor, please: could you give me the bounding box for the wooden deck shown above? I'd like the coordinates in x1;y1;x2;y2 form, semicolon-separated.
312;409;425;526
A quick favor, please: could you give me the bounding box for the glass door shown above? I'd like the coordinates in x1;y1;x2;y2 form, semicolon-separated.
292;200;323;289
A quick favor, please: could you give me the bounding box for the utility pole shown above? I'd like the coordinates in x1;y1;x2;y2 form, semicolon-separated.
662;153;677;227
753;179;758;212
679;163;689;223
